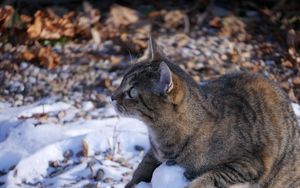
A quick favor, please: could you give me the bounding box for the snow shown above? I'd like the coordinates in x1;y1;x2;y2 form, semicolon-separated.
0;100;299;188
136;163;188;188
0;100;149;188
82;101;95;111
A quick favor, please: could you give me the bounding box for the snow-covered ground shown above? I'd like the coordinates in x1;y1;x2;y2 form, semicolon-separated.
0;100;299;188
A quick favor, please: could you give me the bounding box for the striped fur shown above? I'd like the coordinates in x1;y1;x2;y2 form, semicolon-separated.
112;38;300;188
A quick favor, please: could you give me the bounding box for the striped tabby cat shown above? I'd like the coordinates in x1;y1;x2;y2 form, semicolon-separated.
111;36;300;188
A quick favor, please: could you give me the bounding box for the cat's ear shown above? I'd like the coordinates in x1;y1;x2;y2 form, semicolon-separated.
158;62;173;94
147;34;167;62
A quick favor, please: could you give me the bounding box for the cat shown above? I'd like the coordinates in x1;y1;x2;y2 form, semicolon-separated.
111;36;300;188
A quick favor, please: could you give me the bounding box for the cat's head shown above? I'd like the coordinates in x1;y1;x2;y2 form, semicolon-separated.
111;36;186;122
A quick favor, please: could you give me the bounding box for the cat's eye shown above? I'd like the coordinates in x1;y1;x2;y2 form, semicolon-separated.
127;87;138;99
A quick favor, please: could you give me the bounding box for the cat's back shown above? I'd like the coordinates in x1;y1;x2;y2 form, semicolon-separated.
200;72;300;188
201;72;294;120
202;72;284;101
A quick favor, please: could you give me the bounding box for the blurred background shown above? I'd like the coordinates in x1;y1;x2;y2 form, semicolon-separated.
1;1;300;188
1;0;300;108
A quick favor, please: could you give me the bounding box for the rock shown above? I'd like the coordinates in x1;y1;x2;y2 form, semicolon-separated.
293;77;300;87
63;149;74;160
103;177;114;183
57;111;65;119
82;101;94;111
49;160;60;168
94;169;105;181
134;145;145;151
83;183;97;188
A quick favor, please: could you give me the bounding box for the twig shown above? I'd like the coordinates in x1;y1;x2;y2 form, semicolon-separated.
183;14;190;34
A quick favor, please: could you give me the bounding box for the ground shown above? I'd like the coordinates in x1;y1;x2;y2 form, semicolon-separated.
0;99;190;188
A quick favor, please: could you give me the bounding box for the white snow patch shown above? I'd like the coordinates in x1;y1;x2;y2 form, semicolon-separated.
17;102;72;118
0;100;149;188
292;103;300;118
82;101;94;111
135;164;188;188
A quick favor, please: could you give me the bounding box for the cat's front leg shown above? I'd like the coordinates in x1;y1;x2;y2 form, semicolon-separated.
186;158;263;188
125;150;161;188
186;172;215;188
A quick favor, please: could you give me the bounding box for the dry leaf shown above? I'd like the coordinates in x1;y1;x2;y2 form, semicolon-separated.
27;11;43;39
0;6;14;22
82;140;89;157
280;81;290;91
287;29;300;49
209;17;222;28
0;6;23;29
282;60;293;68
220;15;246;37
20;14;32;23
91;27;101;44
38;47;60;69
293;77;300;86
164;10;185;28
108;4;139;28
76;1;101;36
148;10;162;18
99;78;112;89
110;56;122;66
22;50;36;61
0;6;14;28
288;89;298;102
27;10;75;40
18;113;48;121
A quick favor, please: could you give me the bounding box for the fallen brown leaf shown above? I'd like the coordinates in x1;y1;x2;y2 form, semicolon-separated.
22;50;36;61
209;17;222;28
282;60;293;68
76;1;101;36
293;77;300;87
220;15;246;37
27;11;43;39
38;47;60;69
27;10;75;40
91;27;101;44
287;29;300;49
108;4;139;28
0;6;23;29
288;89;298;103
164;10;185;28
20;14;32;23
0;6;13;22
18;113;48;121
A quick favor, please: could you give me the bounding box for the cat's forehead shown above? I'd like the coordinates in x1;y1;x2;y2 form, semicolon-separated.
123;62;159;81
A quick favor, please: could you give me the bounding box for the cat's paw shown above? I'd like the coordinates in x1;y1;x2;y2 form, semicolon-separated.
185;173;214;188
183;171;196;180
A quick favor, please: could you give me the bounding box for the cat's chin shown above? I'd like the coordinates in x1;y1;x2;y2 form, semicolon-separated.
112;102;138;118
112;102;150;122
117;111;144;121
112;101;125;114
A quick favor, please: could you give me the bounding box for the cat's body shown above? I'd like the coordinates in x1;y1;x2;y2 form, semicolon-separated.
111;37;300;188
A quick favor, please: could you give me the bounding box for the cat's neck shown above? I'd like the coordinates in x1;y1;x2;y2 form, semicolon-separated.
149;84;212;137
